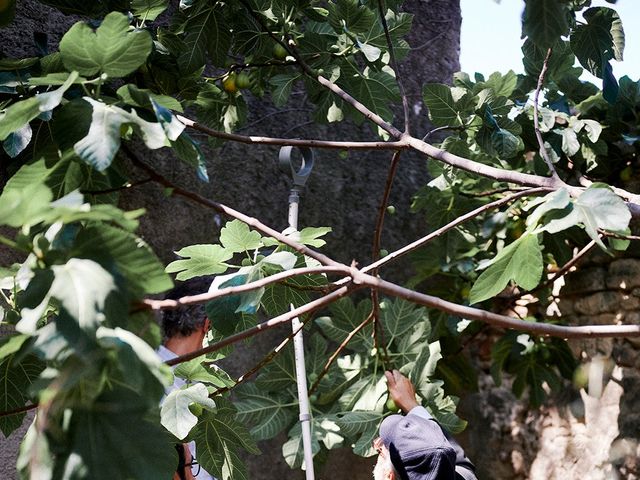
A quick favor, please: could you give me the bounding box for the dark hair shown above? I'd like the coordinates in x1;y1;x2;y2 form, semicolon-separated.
161;277;212;340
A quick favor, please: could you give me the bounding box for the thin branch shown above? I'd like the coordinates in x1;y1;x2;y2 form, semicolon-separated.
357;187;551;277
309;313;374;395
80;178;151;195
210;319;306;397
460;187;529;198
371;150;402;267
177;115;408;150
142;266;349;310
533;48;560;180
0;402;37;418
600;230;640;242
370;150;401;364
0;233;21;251
376;0;410;133
544;239;598;288
422;125;461;142
165;284;359;366
123;145;342;270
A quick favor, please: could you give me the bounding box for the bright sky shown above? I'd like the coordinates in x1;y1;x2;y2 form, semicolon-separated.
460;0;640;84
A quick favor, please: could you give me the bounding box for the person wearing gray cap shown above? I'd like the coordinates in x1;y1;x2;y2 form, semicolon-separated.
372;370;477;480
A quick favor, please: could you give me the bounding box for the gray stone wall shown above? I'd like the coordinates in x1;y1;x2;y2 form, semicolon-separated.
459;250;640;480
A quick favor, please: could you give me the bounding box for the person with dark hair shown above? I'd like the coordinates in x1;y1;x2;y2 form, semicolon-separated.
372;370;477;480
157;278;214;480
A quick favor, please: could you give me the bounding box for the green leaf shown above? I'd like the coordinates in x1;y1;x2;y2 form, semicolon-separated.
334;411;381;456
179;6;231;72
0;334;30;361
469;234;543;304
338;374;386;412
0;180;53;228
220;220;263;253
74;97;181;171
411;341;442;391
174;358;234;388
255;343;296;391
166;244;233;280
340;68;399;124
544;185;631;249
18;259;117;333
522;0;569;49
525;188;571;228
72;224;173;296
96;326;172;398
191;401;260;480
116;83;183;112
491;128;521;158
161;383;217;439
327;0;376;34
270;73;300;107
171;133;209;181
67;389;176;480
422;83;462;127
0;353;43;437
0;72;78;141
430;410;467;435
235;383;296;441
559;128;580;156
2;124;32;158
381;298;427;341
297;226;332;248
59;12;152;77
283;422;321;469
570;7;624;77
131;0;168;21
315;298;373;353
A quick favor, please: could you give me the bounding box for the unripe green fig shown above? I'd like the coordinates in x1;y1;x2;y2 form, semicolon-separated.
236;72;251;89
273;43;287;59
189;403;203;417
385;398;399;412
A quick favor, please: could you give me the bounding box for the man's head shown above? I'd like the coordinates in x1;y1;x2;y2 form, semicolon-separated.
373;414;456;480
161;277;212;343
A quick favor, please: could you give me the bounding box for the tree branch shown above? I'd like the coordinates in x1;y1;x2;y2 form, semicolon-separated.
370;275;640;338
358;187;551;276
308;312;374;395
0;402;37;418
124;145;342;269
176;115;409;151
210;319;306;397
164;284;359;366
376;0;410;133
533;48;560;180
370;150;401;363
142;266;349;311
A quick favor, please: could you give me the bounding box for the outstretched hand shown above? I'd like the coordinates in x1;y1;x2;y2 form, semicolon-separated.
384;369;419;414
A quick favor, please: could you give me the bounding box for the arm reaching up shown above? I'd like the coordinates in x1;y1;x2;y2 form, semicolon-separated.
384;369;419;414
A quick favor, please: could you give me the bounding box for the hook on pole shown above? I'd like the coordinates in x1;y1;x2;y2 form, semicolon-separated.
279;146;315;189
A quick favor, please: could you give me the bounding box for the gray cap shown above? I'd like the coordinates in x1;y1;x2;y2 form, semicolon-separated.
379;414;456;480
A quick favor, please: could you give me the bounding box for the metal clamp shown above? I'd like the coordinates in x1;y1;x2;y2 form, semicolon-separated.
279;146;315;189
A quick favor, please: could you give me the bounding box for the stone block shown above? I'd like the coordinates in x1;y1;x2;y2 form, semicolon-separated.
562;267;606;295
574;292;635;315
606;259;640;290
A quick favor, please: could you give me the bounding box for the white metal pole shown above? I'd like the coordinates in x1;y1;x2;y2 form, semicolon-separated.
288;189;315;480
